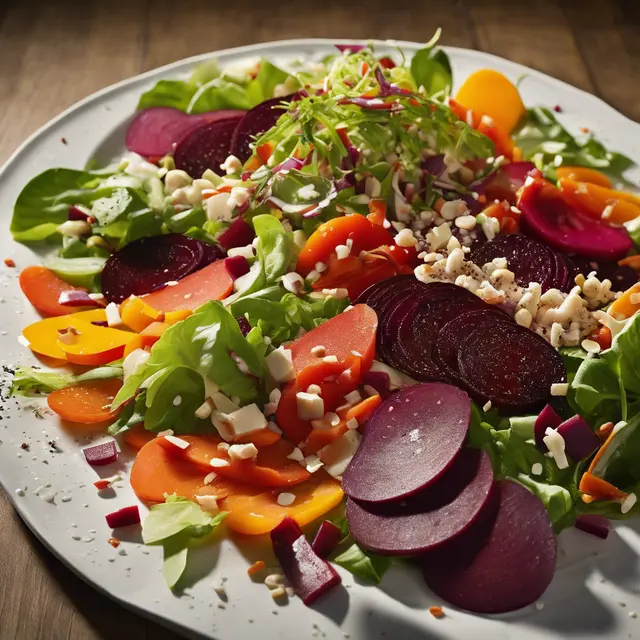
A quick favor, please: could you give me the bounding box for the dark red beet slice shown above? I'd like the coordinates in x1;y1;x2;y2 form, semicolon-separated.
346;448;495;555
199;242;226;268
218;215;255;250
422;479;557;614
470;234;563;292
125;107;244;159
311;521;343;559
472;161;536;205
105;505;140;528
271;517;341;606
224;255;250;280
101;234;206;303
356;275;416;313
83;441;118;466
174;115;244;178
434;309;510;375
575;515;610;540
342;383;471;503
534;403;563;450
456;321;566;410
519;179;632;261
230;94;299;162
556;414;601;461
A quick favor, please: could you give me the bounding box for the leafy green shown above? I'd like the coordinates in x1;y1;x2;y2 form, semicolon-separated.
45;256;107;289
514;107;634;183
516;474;576;532
270;169;334;210
11;365;123;396
334;543;392;585
107;391;147;436
137;58;293;114
571;357;623;423
113;301;267;423
142;495;227;589
410;32;452;96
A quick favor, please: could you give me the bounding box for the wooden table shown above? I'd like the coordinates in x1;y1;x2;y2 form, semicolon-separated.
0;0;638;637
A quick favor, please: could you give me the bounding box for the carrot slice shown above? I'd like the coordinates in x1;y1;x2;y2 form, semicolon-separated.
122;424;154;451
558;178;640;224
619;255;640;272
167;436;310;488
289;304;378;375
19;266;99;317
58;323;137;365
455;69;526;133
220;471;344;535
130;438;243;503
48;379;123;424
140;259;233;312
23;309;108;359
556;166;612;188
234;428;281;449
608;283;640;320
579;472;627;501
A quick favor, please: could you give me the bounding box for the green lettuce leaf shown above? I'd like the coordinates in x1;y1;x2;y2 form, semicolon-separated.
45;256;107;289
11;365;123;396
334;543;392;585
107;391;147;436
142;495;227;589
514;107;634;183
410;34;452;97
516;474;576;532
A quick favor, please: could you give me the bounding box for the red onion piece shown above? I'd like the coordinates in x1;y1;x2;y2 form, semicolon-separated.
335;44;365;53
362;370;391;398
106;505;140;529
575;514;610;540
58;290;96;307
83;441;118;466
68;205;91;221
311;521;343;559
236;316;251;336
224;255;250;281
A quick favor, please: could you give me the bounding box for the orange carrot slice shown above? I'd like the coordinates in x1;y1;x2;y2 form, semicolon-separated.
19;266;99;317
455;69;525;133
23;309;108;359
220;471;344;535
608;283;640;320
48;379;123;424
130;438;244;503
556;166;612;188
140;260;233;312
57;323;137;365
122;424;154;451
579;472;627;501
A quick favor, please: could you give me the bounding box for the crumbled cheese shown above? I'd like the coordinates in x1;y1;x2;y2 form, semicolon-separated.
264;573;285;589
226;404;268;437
227;245;254;259
446;236;461;252
482;401;492;412
105;302;122;327
514;308;533;328
543;427;569;470
479;215;500;241
228;186;251;210
322;355;339;364
57;220;91;237
304;454;324;473
277;492;296;506
164;435;190;450
206;192;234;222
531;463;543;476
335;244;351;259
550;383;569;397
164;169;192;193
440;199;467;221
268;388;282;406
220;155;242;175
210;391;239;414
292;229;307;249
157;429;174;437
211;411;234;441
209;458;230;468
426;223;452;251
344;390;362;405
286;447;305;462
217;442;230;451
311;345;326;357
228;443;258;461
621;492;637;515
296;392;324;421
346;417;359;430
195;495;219;513
394;228;418;248
319;431;361;479
315;262;327;273
204;472;217;485
320;288;349;299
281;272;304;294
266;347;295;382
173;395;182;406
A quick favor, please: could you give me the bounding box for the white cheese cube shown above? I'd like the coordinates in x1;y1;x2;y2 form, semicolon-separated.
226;404;268;438
228;443;258;460
319;430;362;479
296;392;324;421
266;347;295;382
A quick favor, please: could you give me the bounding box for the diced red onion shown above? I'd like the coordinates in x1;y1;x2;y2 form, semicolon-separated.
362;370;391;398
236;316;251;336
83;441;118;466
272;157;305;174
575;514;610;540
105;505;140;529
58;290;96;307
224;255;250;281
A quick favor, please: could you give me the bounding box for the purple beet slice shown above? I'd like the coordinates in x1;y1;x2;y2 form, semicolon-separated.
422;479;557;614
434;309;511;375
534;403;563;450
472;161;536;205
470;234;562;291
230;93;299;162
217;215;255;250
346;448;495;555
556;414;601;461
125;107;244;159
356;275;416;312
341;383;471;503
101;234;206;303
519;179;632;261
199;242;226;269
174;115;244;178
271;516;341;606
456;321;566;410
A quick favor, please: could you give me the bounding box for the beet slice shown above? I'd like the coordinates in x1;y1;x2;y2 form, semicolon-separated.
434;309;510;375
556;414;601;461
519;179;632;261
200;242;226;268
534;403;563;450
470;234;563;291
231;94;299;162
575;515;610;540
356;275;416;313
311;521;343;559
422;479;557;614
456;321;566;410
101;234;206;303
271;516;341;605
342;383;471;503
218;215;255;250
346;448;495;555
173;115;244;178
125;107;244;159
472;161;536;205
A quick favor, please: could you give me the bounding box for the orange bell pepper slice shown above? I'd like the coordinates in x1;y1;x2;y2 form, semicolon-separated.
48;378;123;424
19;266;99;317
558;178;640;224
220;471;344;535
608;283;640;320
57;323;136;366
556;166;612;188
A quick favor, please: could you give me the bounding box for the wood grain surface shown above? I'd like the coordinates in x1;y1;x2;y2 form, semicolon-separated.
0;0;638;638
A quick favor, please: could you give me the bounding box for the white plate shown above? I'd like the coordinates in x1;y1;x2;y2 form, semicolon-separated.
1;39;640;640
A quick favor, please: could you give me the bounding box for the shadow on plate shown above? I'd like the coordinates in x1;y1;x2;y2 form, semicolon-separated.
358;606;451;640
88;118;132;168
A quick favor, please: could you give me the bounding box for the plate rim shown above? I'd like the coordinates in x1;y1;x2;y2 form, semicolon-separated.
1;37;639;640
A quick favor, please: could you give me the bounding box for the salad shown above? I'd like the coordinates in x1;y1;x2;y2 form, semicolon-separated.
8;32;640;615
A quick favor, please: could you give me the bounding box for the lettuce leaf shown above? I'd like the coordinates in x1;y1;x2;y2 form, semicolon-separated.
11;364;123;396
514;107;634;183
142;495;227;589
334;543;392;585
410;31;452;96
45;256;107;289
